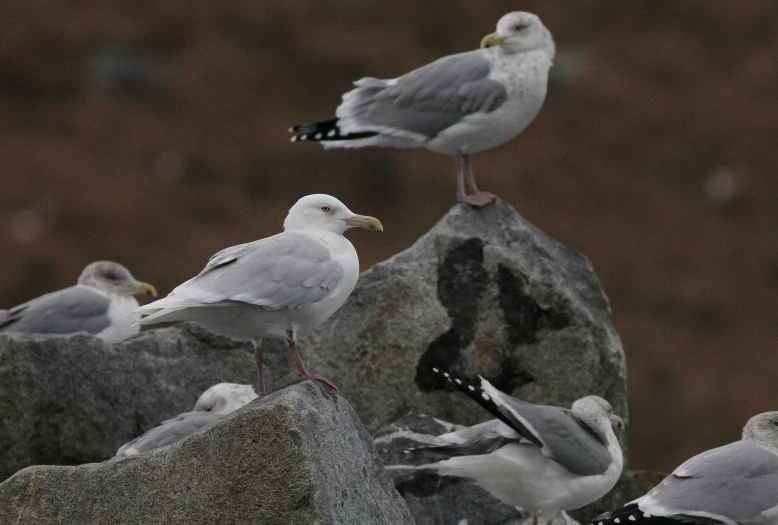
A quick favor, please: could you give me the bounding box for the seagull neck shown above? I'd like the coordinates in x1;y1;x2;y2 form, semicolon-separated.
601;421;624;471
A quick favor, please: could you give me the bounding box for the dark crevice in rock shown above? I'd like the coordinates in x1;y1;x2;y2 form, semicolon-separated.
394;470;466;498
497;264;572;347
415;238;488;392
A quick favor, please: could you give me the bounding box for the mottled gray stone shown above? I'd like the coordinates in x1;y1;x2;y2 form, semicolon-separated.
265;200;627;434
0;381;415;525
0;323;254;481
376;414;659;525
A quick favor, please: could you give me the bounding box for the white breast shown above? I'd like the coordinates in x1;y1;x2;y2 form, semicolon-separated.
96;295;141;343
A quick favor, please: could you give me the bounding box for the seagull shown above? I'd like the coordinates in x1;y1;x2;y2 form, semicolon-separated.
290;11;555;207
393;369;624;525
135;194;383;395
116;383;258;457
0;260;156;343
592;411;778;525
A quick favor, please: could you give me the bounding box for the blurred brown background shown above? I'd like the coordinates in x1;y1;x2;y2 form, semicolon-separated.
0;0;776;471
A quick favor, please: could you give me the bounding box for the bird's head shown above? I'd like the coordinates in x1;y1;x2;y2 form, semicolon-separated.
194;383;259;413
78;261;157;298
481;11;555;58
572;395;625;432
283;194;383;235
742;411;778;452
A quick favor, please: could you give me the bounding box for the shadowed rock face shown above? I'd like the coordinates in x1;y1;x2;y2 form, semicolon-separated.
0;381;415;525
376;414;660;525
264;200;627;435
0;323;255;482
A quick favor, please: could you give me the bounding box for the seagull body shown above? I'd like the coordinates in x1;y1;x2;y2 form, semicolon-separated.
593;411;778;525
0;261;156;343
291;11;555;206
136;194;382;394
116;383;257;457
395;371;624;524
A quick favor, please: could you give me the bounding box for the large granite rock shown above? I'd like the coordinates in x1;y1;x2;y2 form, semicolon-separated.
0;381;415;525
376;414;660;525
264;200;627;433
0;323;254;481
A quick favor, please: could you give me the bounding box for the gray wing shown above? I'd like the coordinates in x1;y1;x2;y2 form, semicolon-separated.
406;420;522;458
438;372;612;476
339;50;507;139
496;397;613;477
161;231;345;310
636;441;778;523
0;286;112;335
116;411;223;457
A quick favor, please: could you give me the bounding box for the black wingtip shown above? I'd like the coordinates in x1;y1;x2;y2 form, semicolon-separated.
289;118;378;143
592;503;678;525
429;368;508;423
429;366;545;448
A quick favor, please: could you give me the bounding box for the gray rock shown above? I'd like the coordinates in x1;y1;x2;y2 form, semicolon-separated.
0;323;254;481
264;200;627;434
376;414;657;525
0;381;415;525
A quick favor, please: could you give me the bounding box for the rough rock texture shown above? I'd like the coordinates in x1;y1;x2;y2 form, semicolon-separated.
0;323;254;482
0;381;414;525
376;414;661;525
264;200;627;433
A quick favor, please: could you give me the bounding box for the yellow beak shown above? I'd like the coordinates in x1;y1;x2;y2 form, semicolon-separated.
343;215;383;231
481;32;506;49
132;281;158;297
610;415;625;430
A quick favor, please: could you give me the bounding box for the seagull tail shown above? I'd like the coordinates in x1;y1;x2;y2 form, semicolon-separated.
289;118;378;143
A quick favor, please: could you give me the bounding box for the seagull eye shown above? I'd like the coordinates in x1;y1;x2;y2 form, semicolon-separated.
321;206;331;213
514;24;528;32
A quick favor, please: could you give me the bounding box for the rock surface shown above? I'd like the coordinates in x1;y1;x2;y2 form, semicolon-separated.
0;381;415;525
0;323;255;481
376;414;660;525
264;200;627;433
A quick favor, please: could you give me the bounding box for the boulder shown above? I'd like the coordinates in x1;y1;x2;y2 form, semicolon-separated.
264;200;627;433
376;414;660;525
0;323;254;481
0;380;415;525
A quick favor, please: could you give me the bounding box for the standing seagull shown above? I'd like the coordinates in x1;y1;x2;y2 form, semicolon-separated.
135;194;382;395
0;261;156;343
290;11;555;207
592;411;778;525
116;383;258;457
394;369;624;525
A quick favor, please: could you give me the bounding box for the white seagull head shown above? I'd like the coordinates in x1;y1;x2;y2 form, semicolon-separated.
78;260;157;298
193;383;259;414
481;11;555;58
742;411;778;452
572;395;625;431
283;194;383;235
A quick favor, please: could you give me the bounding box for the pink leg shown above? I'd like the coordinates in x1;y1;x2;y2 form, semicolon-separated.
287;331;338;391
254;344;267;396
456;151;496;207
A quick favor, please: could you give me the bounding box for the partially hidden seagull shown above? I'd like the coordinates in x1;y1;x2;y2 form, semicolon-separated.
0;260;156;343
135;194;382;395
592;411;778;525
392;369;624;525
290;11;555;207
116;382;258;457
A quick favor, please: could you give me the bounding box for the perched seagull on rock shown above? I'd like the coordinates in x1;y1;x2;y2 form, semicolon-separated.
392;369;624;525
116;383;258;457
0;261;156;343
135;194;382;395
592;411;778;525
290;11;555;207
